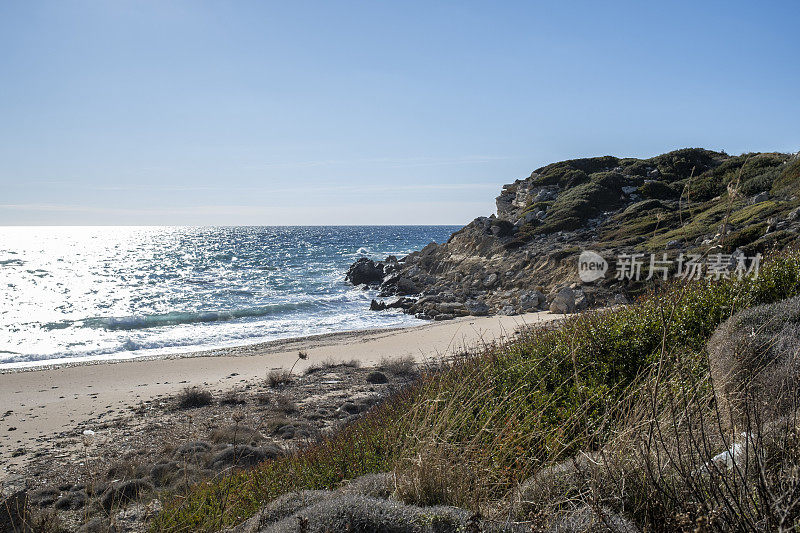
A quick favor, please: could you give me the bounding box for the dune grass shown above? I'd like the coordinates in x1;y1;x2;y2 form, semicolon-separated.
152;250;800;532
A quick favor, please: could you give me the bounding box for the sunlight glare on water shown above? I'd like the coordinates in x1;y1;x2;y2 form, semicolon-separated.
0;226;457;368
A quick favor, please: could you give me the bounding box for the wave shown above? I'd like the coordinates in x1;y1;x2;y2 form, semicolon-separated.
81;301;334;331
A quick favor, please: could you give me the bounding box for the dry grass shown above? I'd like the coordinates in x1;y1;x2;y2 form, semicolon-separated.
266;369;293;388
174;386;214;409
379;354;416;376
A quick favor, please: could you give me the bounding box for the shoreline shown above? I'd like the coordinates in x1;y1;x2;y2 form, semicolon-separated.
0;323;420;374
0;311;561;481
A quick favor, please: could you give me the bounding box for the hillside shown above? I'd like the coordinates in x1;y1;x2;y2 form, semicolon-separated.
352;148;800;317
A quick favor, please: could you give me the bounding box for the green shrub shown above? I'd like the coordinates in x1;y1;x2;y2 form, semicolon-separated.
638;180;680;200
537;173;624;233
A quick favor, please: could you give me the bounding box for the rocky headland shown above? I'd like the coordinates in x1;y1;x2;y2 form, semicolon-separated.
349;148;800;319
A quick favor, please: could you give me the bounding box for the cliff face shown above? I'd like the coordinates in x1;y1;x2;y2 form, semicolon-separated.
348;148;800;319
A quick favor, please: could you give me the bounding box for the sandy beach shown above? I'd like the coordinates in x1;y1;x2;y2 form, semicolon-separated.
0;311;560;481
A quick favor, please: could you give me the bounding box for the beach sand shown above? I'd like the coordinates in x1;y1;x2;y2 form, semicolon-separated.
0;311;560;480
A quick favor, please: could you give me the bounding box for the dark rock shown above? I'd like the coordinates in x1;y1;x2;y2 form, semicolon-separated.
366;371;388;384
386;297;415;310
370;299;387;311
465;299;490;316
345;258;384;286
550;288;576;314
395;277;419;295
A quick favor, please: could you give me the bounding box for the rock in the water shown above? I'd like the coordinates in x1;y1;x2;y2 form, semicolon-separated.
370;299;387;311
345;258;384;286
550;288;576;314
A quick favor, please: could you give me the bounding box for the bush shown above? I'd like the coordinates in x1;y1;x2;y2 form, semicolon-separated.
175;387;213;409
707;295;800;429
267;369;293;388
538;174;623;233
378;355;417;376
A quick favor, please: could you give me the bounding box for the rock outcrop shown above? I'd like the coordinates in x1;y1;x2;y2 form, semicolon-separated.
348;149;800;319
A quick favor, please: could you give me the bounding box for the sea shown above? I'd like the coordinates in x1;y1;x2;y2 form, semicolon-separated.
0;226;459;368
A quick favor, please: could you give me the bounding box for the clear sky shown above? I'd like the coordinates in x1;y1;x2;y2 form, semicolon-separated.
1;1;798;226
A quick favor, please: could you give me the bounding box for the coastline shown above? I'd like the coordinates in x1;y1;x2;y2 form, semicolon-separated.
0;311;561;481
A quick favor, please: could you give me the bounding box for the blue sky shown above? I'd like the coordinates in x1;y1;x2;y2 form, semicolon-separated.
1;1;798;225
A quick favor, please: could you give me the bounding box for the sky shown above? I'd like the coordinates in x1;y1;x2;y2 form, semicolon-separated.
1;1;798;226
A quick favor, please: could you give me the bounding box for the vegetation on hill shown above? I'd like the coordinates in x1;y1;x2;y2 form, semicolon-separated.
359;148;800;319
153;250;800;532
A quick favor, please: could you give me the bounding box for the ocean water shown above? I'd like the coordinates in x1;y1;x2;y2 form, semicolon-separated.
0;226;458;368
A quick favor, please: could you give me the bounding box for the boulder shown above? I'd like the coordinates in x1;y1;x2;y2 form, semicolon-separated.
395;277;419;295
465;299;490;316
750;191;770;204
345;258;384;286
519;290;545;311
614;294;629;305
370;299;387;311
550;288;576;314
